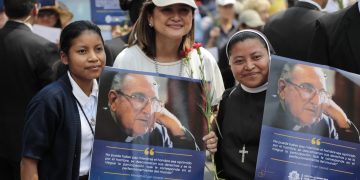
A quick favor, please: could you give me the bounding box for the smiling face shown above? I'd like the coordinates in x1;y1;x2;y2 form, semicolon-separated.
229;38;270;88
61;30;106;86
109;74;159;137
148;4;193;41
278;65;327;126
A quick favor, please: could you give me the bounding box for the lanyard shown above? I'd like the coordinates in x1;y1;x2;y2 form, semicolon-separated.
74;97;95;135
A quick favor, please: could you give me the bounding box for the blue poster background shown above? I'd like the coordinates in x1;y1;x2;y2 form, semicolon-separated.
90;0;128;25
256;126;359;179
90;140;205;180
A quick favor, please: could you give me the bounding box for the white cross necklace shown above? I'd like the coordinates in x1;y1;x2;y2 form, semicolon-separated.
239;144;248;163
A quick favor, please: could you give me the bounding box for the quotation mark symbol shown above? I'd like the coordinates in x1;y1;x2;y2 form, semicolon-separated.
149;148;155;156
144;148;155;156
311;138;321;145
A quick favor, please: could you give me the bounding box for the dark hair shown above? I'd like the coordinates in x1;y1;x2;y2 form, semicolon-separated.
128;0;195;58
60;20;104;55
4;0;36;18
119;0;144;24
54;20;104;79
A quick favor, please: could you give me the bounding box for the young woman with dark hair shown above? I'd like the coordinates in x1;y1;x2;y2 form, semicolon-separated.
21;20;106;180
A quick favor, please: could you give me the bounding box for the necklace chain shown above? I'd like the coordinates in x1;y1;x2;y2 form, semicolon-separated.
154;58;183;76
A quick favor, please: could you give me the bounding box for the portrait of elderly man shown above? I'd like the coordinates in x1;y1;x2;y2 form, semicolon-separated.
264;63;360;143
95;72;217;151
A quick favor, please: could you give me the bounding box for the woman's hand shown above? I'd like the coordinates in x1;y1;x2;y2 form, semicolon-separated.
203;131;218;154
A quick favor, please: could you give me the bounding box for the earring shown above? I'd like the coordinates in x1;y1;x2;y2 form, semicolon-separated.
149;23;153;27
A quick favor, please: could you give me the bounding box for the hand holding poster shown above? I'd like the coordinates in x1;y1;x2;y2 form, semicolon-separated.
90;67;208;179
256;56;360;179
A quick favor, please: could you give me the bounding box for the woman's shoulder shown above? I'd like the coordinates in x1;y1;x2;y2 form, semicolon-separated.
31;78;71;103
117;45;145;58
113;45;149;68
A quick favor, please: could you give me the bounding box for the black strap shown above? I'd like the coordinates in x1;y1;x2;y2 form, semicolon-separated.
74;97;95;135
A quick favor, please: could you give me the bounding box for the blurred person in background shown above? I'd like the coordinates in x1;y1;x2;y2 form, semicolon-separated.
242;0;271;22
35;1;73;28
203;0;238;50
263;0;326;61
308;1;360;74
238;9;265;31
194;3;204;43
0;0;59;179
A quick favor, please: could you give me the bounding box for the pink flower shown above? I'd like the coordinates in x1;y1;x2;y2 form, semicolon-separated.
185;47;192;54
180;47;192;58
192;42;202;49
179;51;186;58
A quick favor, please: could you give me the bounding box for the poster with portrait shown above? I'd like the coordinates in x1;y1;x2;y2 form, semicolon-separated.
90;67;208;179
255;56;360;179
90;0;128;25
